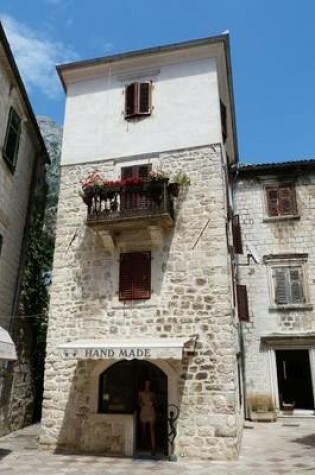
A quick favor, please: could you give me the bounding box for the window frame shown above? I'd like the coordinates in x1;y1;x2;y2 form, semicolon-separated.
264;183;297;218
2;107;21;172
265;255;310;309
124;81;152;119
119;251;151;301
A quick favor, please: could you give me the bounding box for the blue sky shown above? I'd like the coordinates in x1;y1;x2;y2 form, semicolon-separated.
1;0;315;164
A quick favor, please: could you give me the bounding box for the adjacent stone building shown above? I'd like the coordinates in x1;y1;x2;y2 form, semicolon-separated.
0;22;48;434
41;35;244;459
235;160;315;415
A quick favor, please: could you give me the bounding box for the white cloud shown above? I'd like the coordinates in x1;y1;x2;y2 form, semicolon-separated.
1;14;78;99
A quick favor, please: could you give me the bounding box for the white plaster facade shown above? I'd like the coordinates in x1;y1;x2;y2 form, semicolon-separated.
0;22;48;435
235;162;315;414
41;36;243;460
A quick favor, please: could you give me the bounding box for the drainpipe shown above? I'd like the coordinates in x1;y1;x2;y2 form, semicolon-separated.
231;165;249;420
218;144;248;421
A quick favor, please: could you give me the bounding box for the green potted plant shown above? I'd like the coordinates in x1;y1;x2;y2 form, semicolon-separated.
247;393;277;422
168;171;191;197
147;170;169;203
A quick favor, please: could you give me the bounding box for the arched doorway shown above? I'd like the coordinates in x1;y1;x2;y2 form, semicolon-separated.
98;359;168;456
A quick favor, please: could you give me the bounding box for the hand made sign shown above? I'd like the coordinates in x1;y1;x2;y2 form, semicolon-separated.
60;342;185;360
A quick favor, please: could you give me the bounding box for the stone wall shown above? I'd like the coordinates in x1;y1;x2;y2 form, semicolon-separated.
235;169;315;401
41;144;242;460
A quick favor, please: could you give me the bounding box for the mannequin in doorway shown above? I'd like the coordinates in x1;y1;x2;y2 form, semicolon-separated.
138;379;157;455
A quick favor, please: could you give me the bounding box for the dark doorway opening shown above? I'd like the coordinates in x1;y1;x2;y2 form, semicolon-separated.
99;360;168;457
276;350;314;410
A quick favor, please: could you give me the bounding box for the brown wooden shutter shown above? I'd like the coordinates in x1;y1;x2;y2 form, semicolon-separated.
138;82;152;115
119;254;134;300
237;284;249;322
121;165;151;180
289;268;303;303
121;166;134;180
133;252;151;299
232;215;243;254
119;252;151;301
220;100;227;142
278;186;296;215
274;268;289;304
266;188;279;216
138;164;151;178
125;83;138;117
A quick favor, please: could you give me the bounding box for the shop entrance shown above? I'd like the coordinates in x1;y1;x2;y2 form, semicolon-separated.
276;350;314;410
99;360;168;456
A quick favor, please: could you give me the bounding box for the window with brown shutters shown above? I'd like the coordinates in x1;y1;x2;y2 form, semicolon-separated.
125;82;152;119
232;215;243;254
272;266;304;305
121;164;151;181
237;284;249;322
121;164;152;210
119;252;151;301
265;185;297;217
3;107;21;172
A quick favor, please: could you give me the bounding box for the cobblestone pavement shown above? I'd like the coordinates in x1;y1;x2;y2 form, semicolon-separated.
0;419;315;474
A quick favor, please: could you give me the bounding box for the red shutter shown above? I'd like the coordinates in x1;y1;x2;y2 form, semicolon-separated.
278;186;296;215
119;252;151;301
138;82;152;115
266;188;279;216
237;284;249;322
125;83;138;117
232;215;243;254
119;254;134;300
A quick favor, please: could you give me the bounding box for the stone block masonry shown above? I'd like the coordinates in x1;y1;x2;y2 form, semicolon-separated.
41;144;242;460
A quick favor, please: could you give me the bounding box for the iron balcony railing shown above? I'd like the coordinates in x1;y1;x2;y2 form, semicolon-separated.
83;182;175;224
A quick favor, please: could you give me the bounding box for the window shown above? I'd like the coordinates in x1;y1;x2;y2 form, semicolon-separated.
232;215;243;254
272;266;304;305
265;185;297;217
3;107;21;170
125;82;152;118
0;234;2;256
121;164;151;180
237;284;250;321
119;252;151;301
220;100;227;142
121;164;151;210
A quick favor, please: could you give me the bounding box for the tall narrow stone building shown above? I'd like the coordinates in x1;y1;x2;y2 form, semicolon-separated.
0;22;48;435
41;35;243;459
235;160;315;416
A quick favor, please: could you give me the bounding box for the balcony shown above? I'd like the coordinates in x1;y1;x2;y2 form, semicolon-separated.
82;181;175;250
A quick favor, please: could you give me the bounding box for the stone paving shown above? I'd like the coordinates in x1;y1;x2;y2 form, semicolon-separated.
0;419;315;474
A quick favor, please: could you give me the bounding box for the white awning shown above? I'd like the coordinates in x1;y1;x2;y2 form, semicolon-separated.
0;326;17;361
59;338;190;360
